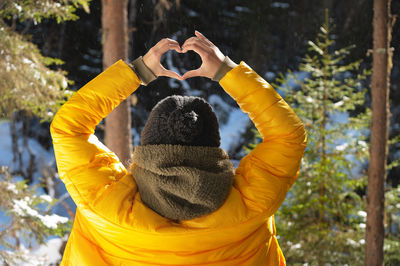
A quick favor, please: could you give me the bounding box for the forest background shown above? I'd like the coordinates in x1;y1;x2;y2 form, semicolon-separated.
0;0;399;265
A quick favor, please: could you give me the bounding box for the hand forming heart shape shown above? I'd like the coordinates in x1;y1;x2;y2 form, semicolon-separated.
161;50;203;77
143;31;225;80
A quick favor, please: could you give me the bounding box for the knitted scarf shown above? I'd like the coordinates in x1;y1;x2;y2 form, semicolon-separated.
131;144;235;221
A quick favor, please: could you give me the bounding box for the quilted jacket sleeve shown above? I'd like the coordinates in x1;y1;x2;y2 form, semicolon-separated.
220;62;307;216
50;60;140;212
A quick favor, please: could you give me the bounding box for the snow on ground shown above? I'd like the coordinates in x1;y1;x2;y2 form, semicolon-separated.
8;237;65;266
208;95;251;152
25;237;65;265
0;121;74;217
0;121;54;182
0;121;71;265
219;108;250;152
0;121;13;166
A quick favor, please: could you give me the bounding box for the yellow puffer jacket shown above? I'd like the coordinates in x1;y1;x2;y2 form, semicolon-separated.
51;60;306;265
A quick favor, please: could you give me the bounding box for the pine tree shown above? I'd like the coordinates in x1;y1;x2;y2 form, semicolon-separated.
266;11;400;263
0;167;71;264
0;0;90;121
250;13;372;264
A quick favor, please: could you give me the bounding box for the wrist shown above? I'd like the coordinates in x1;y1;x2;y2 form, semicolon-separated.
212;56;238;82
129;56;157;86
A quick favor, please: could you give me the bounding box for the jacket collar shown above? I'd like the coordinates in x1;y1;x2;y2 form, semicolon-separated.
131;144;234;221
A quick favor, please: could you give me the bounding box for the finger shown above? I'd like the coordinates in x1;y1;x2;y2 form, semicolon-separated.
164;70;183;80
195;31;214;46
160;66;183;80
182;68;204;79
153;38;165;47
182;36;210;47
165;38;182;52
160;41;182;54
156;38;182;53
182;37;197;48
195;30;205;38
157;38;179;46
168;43;182;53
153;38;169;49
183;36;210;49
195;31;208;42
181;42;207;57
165;38;179;45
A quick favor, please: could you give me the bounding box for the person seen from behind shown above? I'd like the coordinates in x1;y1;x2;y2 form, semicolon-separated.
51;31;307;265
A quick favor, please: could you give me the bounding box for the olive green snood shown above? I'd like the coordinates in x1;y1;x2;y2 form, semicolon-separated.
131;144;235;221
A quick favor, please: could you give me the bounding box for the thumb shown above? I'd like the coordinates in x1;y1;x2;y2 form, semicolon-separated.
159;66;183;80
182;68;203;80
164;69;183;80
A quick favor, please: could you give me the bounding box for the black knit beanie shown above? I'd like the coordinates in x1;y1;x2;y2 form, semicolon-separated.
141;95;220;147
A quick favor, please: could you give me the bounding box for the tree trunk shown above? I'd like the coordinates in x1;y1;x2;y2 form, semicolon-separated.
128;0;137;60
365;0;393;265
102;0;132;167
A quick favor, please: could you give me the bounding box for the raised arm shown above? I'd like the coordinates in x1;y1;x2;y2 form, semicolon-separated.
50;60;141;209
220;63;307;215
183;31;307;216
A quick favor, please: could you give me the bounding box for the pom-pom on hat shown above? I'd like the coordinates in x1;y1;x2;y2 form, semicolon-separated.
141;95;220;147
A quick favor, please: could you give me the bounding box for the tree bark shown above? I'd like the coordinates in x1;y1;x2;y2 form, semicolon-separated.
128;0;137;60
366;0;393;265
102;0;132;167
